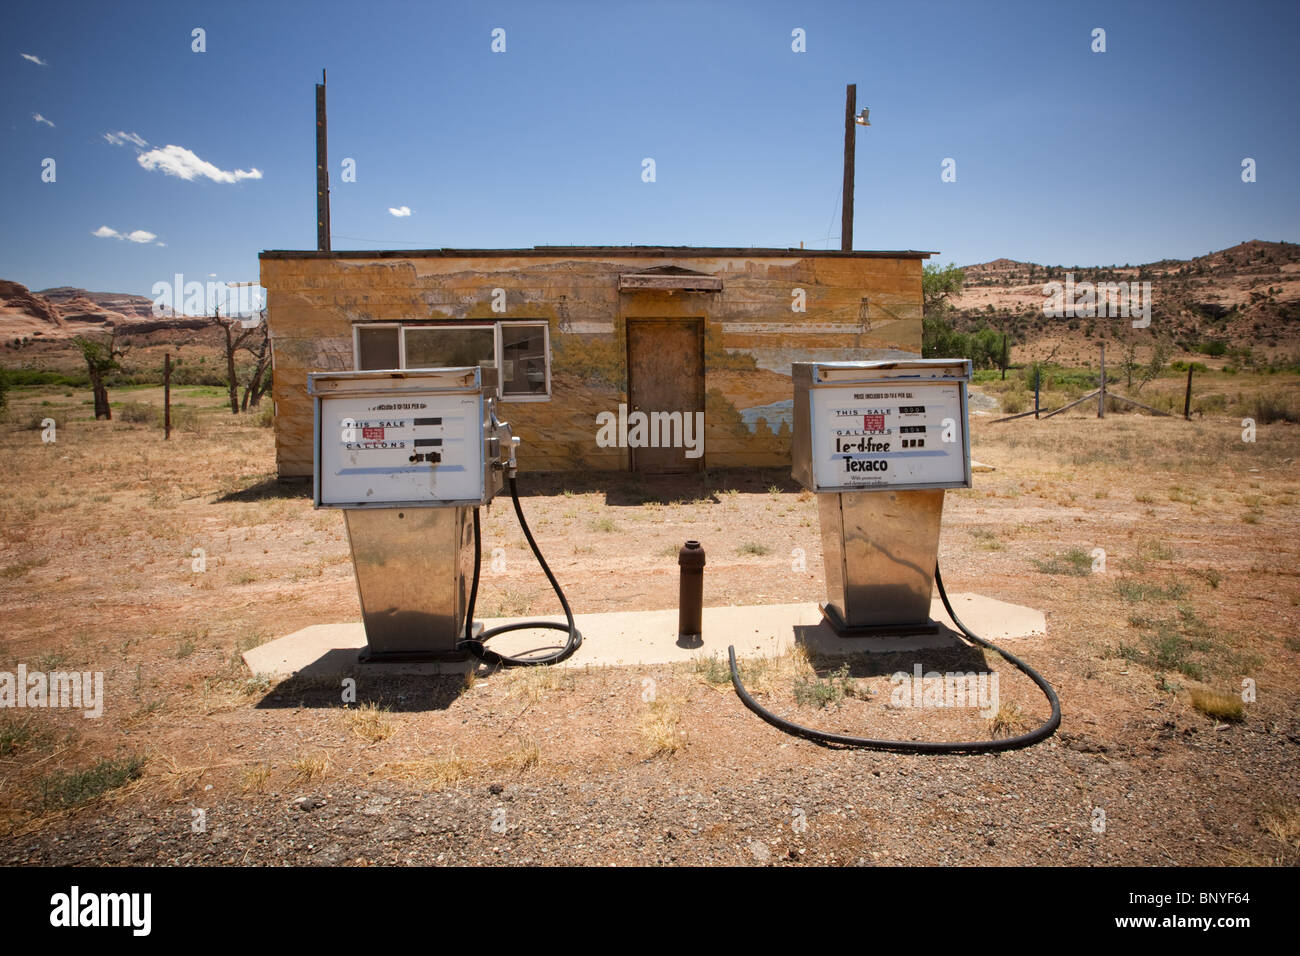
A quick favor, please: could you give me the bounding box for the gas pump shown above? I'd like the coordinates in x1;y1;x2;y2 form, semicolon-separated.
310;367;580;667
727;359;1061;752
791;360;972;635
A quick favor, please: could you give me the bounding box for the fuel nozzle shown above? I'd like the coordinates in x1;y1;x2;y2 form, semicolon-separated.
507;435;521;478
487;405;519;478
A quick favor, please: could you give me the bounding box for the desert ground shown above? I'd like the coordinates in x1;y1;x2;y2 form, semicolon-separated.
0;379;1297;866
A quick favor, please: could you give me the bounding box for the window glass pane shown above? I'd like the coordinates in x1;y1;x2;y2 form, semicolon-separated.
356;326;399;370
500;324;548;396
403;327;495;370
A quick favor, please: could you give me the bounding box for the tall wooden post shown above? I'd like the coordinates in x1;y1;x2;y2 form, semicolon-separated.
842;83;856;252
316;69;330;252
1098;343;1106;418
1184;364;1194;420
1034;365;1040;419
163;352;172;440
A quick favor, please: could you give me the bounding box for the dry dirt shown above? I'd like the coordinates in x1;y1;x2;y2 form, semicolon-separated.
0;386;1297;866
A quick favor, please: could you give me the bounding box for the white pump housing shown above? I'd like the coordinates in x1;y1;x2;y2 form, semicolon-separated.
310;367;516;509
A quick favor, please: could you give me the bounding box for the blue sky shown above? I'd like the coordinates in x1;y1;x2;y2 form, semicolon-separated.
2;0;1298;299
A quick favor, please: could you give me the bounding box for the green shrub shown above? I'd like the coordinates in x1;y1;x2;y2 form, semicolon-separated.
39;756;145;810
1031;548;1093;576
1001;390;1028;414
2;369;90;388
21;409;66;431
1193;393;1227;414
169;405;203;433
1242;391;1299;424
118;401;161;425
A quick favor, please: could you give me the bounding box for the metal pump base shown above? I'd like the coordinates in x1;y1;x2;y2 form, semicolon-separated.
818;488;946;636
344;506;477;663
818;603;942;637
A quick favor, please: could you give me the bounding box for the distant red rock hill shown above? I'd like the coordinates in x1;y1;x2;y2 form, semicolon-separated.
0;281;211;342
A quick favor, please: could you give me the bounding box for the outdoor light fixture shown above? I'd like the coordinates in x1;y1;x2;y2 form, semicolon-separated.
855;107;870;126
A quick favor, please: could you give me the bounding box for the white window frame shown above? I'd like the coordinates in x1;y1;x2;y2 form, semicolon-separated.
350;321;551;401
352;322;402;371
498;320;552;403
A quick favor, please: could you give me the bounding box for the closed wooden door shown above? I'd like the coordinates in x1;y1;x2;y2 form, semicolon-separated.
626;318;705;474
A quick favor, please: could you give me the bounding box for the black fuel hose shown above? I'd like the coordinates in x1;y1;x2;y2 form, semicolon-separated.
727;563;1061;752
462;474;582;667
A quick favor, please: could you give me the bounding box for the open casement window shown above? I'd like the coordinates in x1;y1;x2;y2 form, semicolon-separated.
351;322;551;401
499;322;550;400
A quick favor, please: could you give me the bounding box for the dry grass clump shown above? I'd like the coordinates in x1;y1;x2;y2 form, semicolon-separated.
501;665;575;703
291;751;331;784
241;763;272;793
639;695;686;756
379;751;471;790
989;701;1033;738
496;736;540;773
345;702;395;742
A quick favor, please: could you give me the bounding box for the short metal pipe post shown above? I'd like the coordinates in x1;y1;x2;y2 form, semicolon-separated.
677;540;705;643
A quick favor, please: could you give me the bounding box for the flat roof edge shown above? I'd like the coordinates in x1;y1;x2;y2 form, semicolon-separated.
259;246;938;260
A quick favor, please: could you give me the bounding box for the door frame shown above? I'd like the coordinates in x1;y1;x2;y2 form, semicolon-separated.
625;316;706;474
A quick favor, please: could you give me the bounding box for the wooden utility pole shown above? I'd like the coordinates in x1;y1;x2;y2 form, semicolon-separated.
1098;343;1106;418
1034;365;1040;419
163;352;171;440
316;69;330;252
1184;364;1194;420
842;83;856;252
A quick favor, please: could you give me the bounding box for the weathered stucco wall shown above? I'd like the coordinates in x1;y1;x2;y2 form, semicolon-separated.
259;252;925;478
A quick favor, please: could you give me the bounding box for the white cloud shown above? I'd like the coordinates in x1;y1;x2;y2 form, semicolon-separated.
104;131;148;148
20;53;47;66
32;113;54;128
388;205;412;217
92;225;158;244
136;144;262;184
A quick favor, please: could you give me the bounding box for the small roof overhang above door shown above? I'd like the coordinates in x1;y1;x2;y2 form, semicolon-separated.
618;265;722;292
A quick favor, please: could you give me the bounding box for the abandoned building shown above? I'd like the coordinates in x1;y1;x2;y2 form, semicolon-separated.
258;246;934;478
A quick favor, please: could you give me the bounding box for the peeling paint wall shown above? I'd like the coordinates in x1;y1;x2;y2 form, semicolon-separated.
259;253;923;478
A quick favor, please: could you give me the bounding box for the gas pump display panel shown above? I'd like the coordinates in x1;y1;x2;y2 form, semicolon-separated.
794;360;972;494
311;369;492;509
810;383;967;490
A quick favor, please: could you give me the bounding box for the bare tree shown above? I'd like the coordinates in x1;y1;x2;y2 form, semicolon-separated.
215;309;270;414
240;310;272;410
1120;332;1140;389
1133;339;1172;393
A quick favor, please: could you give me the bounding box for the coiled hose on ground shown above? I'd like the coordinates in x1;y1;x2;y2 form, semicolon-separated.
727;564;1061;752
462;474;582;667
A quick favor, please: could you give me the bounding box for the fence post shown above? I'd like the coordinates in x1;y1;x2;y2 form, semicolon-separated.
164;353;171;440
1183;364;1194;420
1034;365;1040;419
1098;344;1106;418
